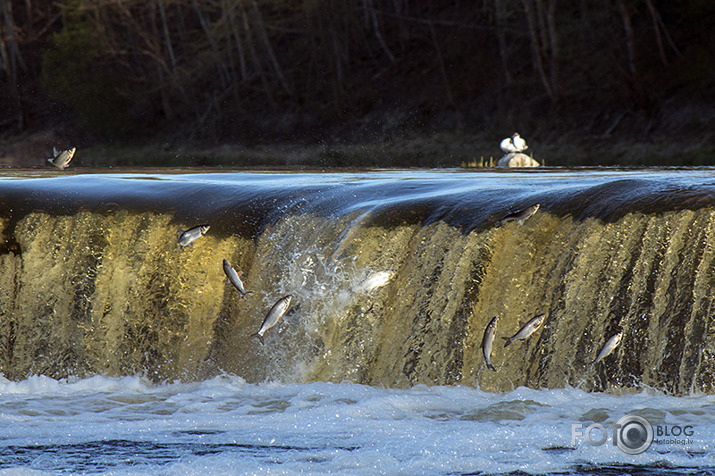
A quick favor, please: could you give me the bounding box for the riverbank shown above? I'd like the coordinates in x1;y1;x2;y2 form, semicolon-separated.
1;127;714;169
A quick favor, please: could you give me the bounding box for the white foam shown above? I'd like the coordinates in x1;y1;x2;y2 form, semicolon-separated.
352;270;395;294
0;375;713;474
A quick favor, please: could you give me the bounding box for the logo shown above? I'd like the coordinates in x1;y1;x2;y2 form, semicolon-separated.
613;415;653;454
571;414;686;455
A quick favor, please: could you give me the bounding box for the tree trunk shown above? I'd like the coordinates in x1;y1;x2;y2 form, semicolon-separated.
248;0;291;96
0;0;26;129
521;0;554;99
493;0;512;85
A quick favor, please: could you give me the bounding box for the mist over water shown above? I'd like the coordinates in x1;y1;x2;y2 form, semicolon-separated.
1;167;715;473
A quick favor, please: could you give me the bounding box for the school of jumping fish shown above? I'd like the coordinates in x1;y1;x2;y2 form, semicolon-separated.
43;138;624;375
175;201;622;370
175;223;393;346
40;145;397;349
479;202;623;373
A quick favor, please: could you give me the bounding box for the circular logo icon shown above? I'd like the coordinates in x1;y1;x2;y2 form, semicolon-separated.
615;415;653;454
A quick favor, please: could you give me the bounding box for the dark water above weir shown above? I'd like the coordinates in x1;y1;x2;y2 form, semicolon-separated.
1;168;715;394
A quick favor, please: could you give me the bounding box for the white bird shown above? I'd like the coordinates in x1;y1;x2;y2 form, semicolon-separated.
499;133;528;153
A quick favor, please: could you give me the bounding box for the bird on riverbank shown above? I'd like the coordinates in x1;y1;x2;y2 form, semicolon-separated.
500;133;528;153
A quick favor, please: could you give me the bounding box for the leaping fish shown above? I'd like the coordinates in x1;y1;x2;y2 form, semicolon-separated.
251;295;293;345
223;259;253;297
177;225;210;247
502;313;546;348
482;316;499;371
354;270;395;294
497;204;540;226
593;331;623;364
48;147;76;170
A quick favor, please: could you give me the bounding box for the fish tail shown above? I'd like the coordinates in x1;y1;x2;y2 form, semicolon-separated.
502;337;512;348
251;333;264;345
487;362;496;372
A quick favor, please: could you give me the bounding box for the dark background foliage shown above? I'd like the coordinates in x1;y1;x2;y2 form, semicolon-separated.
1;0;714;165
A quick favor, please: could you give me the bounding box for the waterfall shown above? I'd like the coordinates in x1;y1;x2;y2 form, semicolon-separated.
1;170;714;395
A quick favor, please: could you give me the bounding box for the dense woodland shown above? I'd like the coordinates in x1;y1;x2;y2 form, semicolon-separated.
1;1;714;159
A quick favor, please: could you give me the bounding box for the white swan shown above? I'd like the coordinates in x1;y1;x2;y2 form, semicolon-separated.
499;133;528;153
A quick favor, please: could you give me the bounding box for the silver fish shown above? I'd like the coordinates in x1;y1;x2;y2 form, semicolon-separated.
503;313;546;348
223;259;253;297
48;147;76;170
482;316;498;371
497;204;540;226
177;225;210;247
251;295;293;345
354;270;395;293
593;331;623;364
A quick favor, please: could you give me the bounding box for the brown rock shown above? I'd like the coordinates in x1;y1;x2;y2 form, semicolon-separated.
496;152;540;167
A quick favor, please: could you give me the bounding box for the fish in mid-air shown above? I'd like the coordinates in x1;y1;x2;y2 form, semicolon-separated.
593;331;623;364
482;316;499;371
503;313;546;348
497;204;540;226
499;133;528;153
354;270;395;293
251;295;293;345
48;147;76;170
177;225;210;247
223;259;253;297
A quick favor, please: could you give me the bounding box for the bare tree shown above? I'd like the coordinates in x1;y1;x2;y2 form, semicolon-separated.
521;0;554;99
493;0;513;85
1;0;27;129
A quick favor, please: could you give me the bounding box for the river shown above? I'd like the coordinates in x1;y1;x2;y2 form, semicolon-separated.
0;167;713;474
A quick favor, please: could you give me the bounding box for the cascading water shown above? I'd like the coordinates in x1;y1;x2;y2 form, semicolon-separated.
2;167;715;474
1;169;714;396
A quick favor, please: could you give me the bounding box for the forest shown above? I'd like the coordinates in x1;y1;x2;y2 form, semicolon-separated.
1;0;714;165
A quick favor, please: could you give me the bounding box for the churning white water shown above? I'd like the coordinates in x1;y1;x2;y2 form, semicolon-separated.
0;375;712;475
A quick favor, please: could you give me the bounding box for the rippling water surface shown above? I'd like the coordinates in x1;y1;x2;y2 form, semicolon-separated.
0;375;713;475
